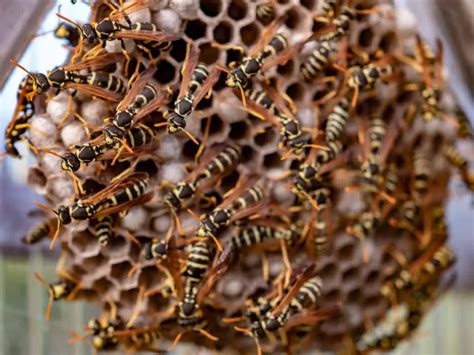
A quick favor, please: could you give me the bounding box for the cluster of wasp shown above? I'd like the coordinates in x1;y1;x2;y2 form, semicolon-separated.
5;0;472;353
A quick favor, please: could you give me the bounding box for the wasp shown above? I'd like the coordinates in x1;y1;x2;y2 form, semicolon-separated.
317;0;378;43
412;149;431;202
60;124;156;172
324;95;350;142
300;41;335;82
389;199;420;235
256;1;276;24
56;1;179;60
33;256;82;320
197;180;266;238
215;18;287;98
104;66;171;144
93;215;116;246
162;44;220;134
36;172;152;249
165;144;241;212
443;144;473;191
54;21;81;47
293;141;344;194
243;85;312;156
4;74;45;157
21;218;56;245
170;247;234;352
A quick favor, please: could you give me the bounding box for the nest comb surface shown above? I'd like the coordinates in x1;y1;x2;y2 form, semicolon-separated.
19;0;465;353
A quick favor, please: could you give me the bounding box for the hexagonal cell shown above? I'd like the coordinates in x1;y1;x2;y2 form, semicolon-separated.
365;269;381;286
300;0;316;10
263;152;284;169
92;276;115;297
185;19;207;40
254;127;276;147
169;38;187;62
135;159;159;176
285;7;306;31
376;31;396;52
277;60;295;77
341;266;360;285
101;235;131;263
358;27;375;48
345;287;363;305
225;48;244;66
138;265;160;288
199;42;221;64
213;21;233;44
74;288;98;301
220;170;240;191
286;82;305;102
227;0;248;20
240;23;261;47
155;60;176;84
241;145;256;163
321;288;343;306
81;253;108;274
111;261;134;284
229;120;249;140
337;242;357;260
200;0;222;17
195;94;213;110
181;139;201;160
319;262;338;281
70;230;100;257
201;114;224;135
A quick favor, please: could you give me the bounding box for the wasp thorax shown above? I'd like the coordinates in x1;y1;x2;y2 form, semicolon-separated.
48;68;67;86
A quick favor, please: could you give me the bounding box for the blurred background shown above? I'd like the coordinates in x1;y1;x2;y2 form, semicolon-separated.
0;0;472;354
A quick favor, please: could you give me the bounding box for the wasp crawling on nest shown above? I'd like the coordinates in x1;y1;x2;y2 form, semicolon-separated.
4;0;470;353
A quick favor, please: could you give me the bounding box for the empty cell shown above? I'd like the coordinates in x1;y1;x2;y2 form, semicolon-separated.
264;152;284;168
286;83;305;101
185;19;207;40
277;60;294;77
240;23;261;47
199;42;221;64
319;262;338;280
71;231;99;255
229;120;249;140
358;27;375;47
254;127;276;146
220;170;240;191
214;21;233;44
92;277;114;296
201;114;223;135
342;267;360;283
182;139;201;160
227;0;248;20
379;31;397;53
155;60;176;84
241;145;255;163
285;7;304;30
337;242;356;259
200;0;222;17
111;261;133;283
170;38;187;62
135;159;159;177
300;0;316;10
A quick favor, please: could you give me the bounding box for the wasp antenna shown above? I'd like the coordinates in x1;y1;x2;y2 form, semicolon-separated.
35;201;57;214
186;208;200;222
198;328;218;342
168;332;184;352
124;230;141;246
49;218;62;250
34;271;48;286
55;12;82;30
10;59;34;77
45;290;54;321
68;331;88;345
180;128;199;145
126;286;145;328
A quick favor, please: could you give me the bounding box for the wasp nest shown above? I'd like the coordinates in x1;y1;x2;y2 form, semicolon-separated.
9;0;471;353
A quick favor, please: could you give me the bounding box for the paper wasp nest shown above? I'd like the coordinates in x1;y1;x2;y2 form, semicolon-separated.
16;0;468;353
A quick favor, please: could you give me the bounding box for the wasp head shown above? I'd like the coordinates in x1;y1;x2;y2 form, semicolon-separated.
32;73;50;94
61;152;81;172
57;206;72;225
81;23;98;44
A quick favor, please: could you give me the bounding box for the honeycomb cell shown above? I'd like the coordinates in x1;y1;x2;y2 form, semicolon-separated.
319;262;338;280
201;114;224;135
169;38;188;62
227;0;248;20
111;261;134;284
342;266;360;284
185;19;207;40
135;159;159;176
254;127;276;147
70;230;100;258
379;31;397;52
285;7;305;30
182;139;201;160
240;23;261;47
92;276;115;297
286;82;305;102
277;60;295;77
300;0;316;10
200;0;222;17
345;287;363;304
358;27;375;48
213;21;233;44
229;120;249;140
337;242;357;260
198;42;221;64
155;60;176;84
322;288;343;306
220;170;240;191
241;145;256;163
82;253;109;273
263;151;284;169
